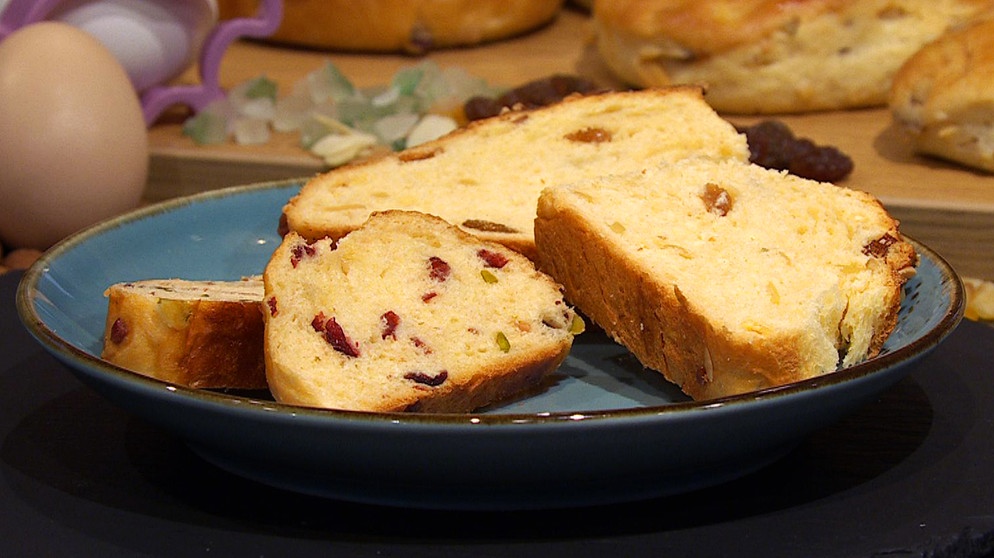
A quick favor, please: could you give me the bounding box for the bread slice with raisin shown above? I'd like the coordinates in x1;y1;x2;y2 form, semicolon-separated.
535;158;918;401
263;210;583;412
281;86;750;261
101;277;267;389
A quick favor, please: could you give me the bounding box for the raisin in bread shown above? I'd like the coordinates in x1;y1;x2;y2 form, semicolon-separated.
535;158;918;400
101;277;267;389
263;210;583;412
281;87;750;261
593;0;993;114
889;16;994;173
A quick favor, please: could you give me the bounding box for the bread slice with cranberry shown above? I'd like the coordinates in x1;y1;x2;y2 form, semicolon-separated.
535;158;918;400
263;210;583;412
280;86;750;261
101;277;267;389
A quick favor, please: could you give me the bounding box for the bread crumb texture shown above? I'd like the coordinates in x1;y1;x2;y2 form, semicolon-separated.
536;158;918;400
282;88;749;259
263;210;580;412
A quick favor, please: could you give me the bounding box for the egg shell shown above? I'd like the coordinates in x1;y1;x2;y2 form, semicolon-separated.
51;0;219;92
0;22;148;250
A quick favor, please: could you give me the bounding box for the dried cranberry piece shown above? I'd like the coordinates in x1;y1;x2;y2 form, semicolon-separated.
477;248;509;269
267;296;278;317
428;256;450;281
421;291;438;303
312;312;360;357
411;337;433;354
290;242;317;268
311;312;327;331
110;318;128;344
380;311;400;339
404;370;448;387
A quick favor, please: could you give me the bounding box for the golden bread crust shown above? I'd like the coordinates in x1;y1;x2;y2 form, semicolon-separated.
281;87;750;260
535;159;916;400
264;211;579;412
594;0;994;113
101;279;267;390
217;0;564;53
889;16;994;172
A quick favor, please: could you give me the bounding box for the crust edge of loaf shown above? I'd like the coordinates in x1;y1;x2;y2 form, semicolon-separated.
101;284;268;390
534;176;916;401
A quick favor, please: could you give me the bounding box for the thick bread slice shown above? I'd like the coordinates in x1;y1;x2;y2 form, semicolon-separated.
535;158;918;400
263;210;582;412
101;277;267;389
281;87;749;261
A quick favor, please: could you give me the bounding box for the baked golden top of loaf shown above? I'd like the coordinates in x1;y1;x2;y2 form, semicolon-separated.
594;0;994;113
263;210;582;412
281;87;749;261
101;277;266;390
218;0;564;53
595;0;994;57
595;0;844;55
535;158;917;400
890;15;994;172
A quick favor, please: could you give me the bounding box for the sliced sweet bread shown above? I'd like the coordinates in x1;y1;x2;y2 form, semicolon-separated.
535;158;918;400
101;277;267;389
263;210;583;412
593;0;992;114
889;16;994;173
281;86;750;261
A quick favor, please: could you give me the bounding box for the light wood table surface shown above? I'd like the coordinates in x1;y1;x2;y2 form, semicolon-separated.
147;8;994;280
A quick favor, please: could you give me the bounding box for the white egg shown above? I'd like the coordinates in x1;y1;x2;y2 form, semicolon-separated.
48;0;218;92
0;22;148;250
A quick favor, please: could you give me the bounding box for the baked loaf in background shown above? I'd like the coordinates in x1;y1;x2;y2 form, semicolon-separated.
890;16;994;173
101;277;267;389
216;0;564;53
282;87;750;261
593;0;994;114
535;158;918;400
263;211;583;412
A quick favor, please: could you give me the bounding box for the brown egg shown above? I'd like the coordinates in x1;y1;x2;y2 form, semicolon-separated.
0;22;148;249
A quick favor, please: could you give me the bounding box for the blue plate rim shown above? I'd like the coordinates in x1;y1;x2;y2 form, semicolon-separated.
16;179;966;427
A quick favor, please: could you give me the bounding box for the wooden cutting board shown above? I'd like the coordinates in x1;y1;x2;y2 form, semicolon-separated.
147;8;994;280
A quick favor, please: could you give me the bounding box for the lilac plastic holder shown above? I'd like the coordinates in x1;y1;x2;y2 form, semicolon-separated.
0;0;284;125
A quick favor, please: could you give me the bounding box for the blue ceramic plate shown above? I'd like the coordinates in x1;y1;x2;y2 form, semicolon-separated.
17;181;964;510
